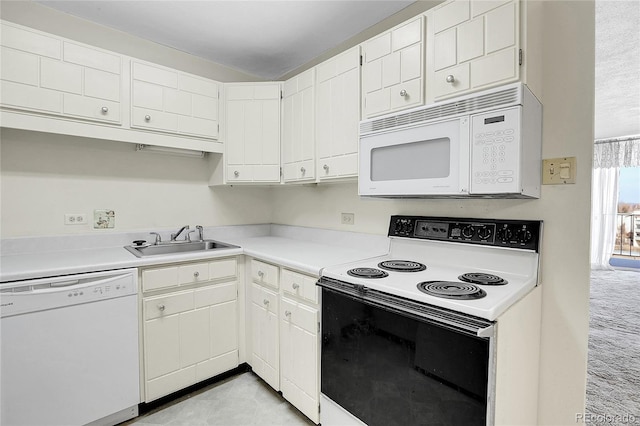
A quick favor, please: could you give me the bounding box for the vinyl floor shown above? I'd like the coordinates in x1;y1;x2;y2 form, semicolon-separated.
127;372;315;426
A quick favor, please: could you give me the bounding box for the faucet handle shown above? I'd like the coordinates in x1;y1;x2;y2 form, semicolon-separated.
186;229;196;242
149;232;162;245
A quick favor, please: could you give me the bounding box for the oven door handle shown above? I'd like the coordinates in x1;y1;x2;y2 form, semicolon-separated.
477;324;495;338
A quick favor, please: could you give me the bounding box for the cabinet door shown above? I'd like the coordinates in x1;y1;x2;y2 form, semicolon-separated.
280;298;319;423
428;0;519;100
225;83;281;183
250;283;279;390
315;46;360;180
282;69;315;182
131;60;220;139
362;16;423;118
0;21;122;124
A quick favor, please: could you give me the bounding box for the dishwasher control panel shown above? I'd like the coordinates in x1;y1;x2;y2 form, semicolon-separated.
0;269;137;317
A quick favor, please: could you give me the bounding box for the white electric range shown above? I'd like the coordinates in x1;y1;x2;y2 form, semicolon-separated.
318;215;542;426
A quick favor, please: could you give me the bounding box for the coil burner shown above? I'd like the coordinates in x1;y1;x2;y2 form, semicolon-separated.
458;273;508;286
347;268;389;279
417;281;487;300
378;260;427;272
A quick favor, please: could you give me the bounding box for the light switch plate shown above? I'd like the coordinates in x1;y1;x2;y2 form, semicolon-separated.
542;157;577;185
94;209;115;229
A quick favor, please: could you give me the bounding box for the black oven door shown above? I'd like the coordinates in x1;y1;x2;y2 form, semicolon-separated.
320;279;494;426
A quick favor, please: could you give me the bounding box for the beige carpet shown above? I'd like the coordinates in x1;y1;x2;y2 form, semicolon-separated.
586;269;640;421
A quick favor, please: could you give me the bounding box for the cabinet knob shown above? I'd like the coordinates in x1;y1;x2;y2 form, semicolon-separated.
300;167;306;174
263;299;269;305
292;283;300;290
446;75;455;83
285;310;291;317
193;271;199;278
323;164;329;172
145;114;151;121
399;89;407;97
158;304;165;311
234;170;240;177
101;106;109;113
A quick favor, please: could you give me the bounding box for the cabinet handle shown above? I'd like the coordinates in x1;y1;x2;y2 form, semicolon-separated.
193;271;200;278
158;304;165;312
446;75;455;84
101;106;109;113
258;270;264;278
292;283;300;290
263;299;269;305
399;89;407;97
285;310;291;317
300;167;306;174
323;164;329;172
234;170;240;177
145;114;151;121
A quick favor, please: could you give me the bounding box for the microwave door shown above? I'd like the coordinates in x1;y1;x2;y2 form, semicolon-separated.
359;118;470;197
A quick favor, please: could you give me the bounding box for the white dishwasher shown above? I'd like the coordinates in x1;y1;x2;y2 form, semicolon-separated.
1;268;141;426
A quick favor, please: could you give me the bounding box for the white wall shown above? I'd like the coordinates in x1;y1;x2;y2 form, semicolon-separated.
0;129;273;237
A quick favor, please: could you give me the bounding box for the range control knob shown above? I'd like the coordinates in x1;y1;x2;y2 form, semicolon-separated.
497;227;513;243
461;225;475;239
477;226;493;240
516;229;533;244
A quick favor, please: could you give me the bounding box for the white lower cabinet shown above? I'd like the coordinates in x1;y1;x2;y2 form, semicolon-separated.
248;258;320;423
141;258;239;402
250;283;280;390
280;297;319;423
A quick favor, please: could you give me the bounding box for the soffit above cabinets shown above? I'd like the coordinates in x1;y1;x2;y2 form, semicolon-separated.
34;0;415;80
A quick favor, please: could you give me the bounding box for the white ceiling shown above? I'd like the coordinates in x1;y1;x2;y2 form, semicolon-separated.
34;0;415;80
34;0;640;141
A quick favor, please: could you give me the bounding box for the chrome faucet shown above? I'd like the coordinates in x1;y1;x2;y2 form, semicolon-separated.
196;225;204;241
171;225;190;241
149;232;162;245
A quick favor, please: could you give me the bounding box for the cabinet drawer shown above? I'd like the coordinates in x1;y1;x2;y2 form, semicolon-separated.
144;290;194;320
178;262;210;285
142;266;179;292
281;297;318;334
195;282;237;308
251;259;279;289
63;94;121;123
226;165;252;182
281;269;318;304
132;107;178;132
209;258;237;281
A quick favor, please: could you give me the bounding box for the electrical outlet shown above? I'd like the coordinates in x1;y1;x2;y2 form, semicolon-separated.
341;213;355;225
64;213;87;225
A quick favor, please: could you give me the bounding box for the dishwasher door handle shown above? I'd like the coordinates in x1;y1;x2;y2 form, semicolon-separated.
9;273;133;295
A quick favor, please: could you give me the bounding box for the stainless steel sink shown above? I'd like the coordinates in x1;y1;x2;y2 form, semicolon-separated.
124;239;239;257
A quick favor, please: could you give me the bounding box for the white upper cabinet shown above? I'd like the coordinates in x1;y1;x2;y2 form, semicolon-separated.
224;83;281;183
131;60;220;139
426;0;520;101
315;46;360;181
0;21;122;124
282;69;315;183
361;16;424;118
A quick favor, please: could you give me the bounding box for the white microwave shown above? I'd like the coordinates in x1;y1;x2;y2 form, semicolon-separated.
359;83;542;198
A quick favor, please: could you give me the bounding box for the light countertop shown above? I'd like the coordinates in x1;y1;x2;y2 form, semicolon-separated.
1;225;389;282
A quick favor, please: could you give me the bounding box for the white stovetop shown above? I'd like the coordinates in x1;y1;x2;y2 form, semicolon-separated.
320;238;539;321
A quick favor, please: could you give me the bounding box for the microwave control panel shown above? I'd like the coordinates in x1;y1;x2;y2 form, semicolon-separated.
388;215;542;252
469;106;521;194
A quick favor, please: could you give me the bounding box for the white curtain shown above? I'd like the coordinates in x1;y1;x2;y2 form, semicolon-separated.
590;167;619;269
